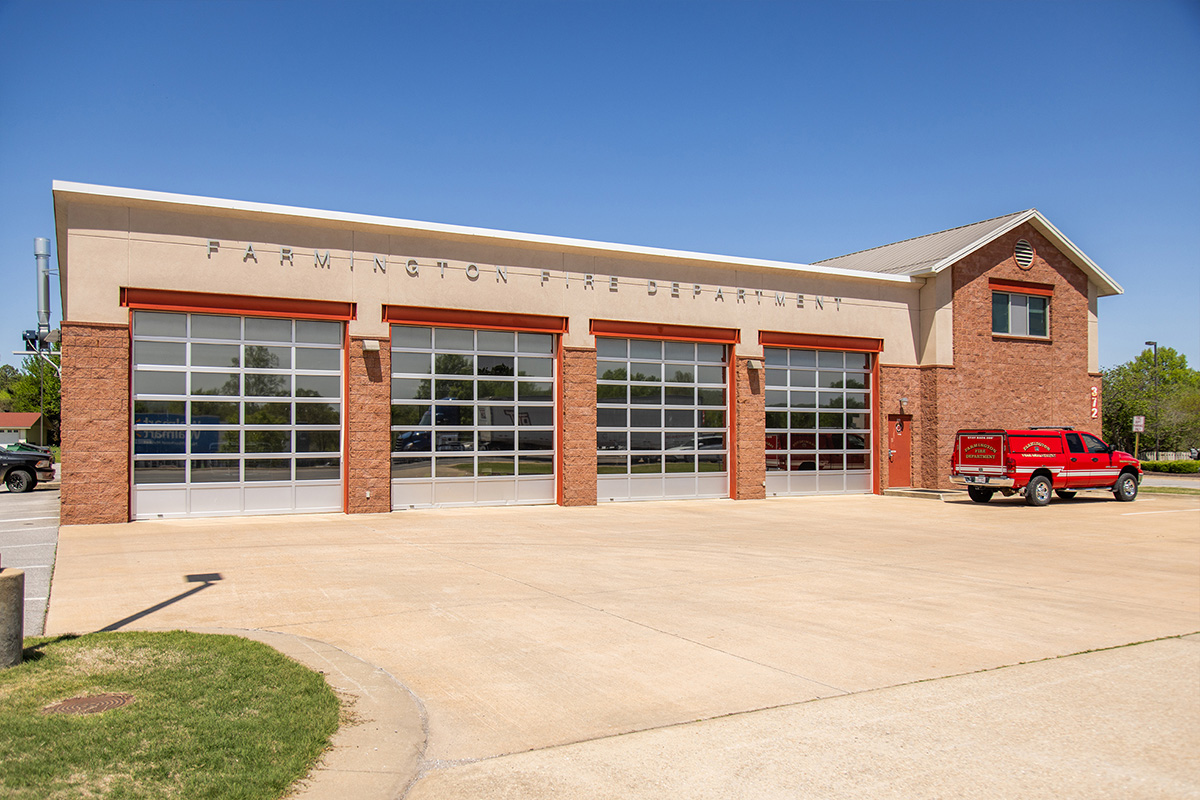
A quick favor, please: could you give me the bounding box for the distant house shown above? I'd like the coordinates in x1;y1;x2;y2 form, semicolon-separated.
0;412;44;446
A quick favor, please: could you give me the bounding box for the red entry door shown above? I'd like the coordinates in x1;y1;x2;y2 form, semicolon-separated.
887;415;912;488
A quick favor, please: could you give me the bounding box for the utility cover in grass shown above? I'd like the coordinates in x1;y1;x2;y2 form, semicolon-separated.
0;630;339;800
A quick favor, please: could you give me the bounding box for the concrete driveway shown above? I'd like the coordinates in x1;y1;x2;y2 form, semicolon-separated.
45;493;1200;798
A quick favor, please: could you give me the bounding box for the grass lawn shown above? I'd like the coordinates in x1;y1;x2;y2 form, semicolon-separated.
1141;486;1200;496
0;631;339;799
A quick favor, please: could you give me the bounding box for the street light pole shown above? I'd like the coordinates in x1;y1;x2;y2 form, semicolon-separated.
1145;340;1158;461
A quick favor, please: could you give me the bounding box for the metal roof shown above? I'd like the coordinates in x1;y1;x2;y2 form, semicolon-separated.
815;209;1124;297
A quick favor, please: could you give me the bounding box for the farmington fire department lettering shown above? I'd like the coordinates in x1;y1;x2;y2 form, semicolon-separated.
1020;440;1057;457
963;444;997;458
204;240;843;311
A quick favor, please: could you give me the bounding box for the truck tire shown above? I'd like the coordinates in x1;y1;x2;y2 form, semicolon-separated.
5;468;35;493
967;486;994;503
1113;472;1138;502
1025;475;1052;506
1055;490;1077;500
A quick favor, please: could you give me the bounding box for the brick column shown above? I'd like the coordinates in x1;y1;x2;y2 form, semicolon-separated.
346;338;391;513
559;347;597;506
732;355;766;500
60;322;130;525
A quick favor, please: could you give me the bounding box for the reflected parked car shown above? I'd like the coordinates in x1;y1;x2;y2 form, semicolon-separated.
3;441;53;461
1;449;55;493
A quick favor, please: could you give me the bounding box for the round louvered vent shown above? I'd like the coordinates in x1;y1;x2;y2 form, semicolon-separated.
1014;239;1035;269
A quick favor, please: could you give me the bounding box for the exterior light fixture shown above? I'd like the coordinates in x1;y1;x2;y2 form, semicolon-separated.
745;359;763;371
361;339;381;352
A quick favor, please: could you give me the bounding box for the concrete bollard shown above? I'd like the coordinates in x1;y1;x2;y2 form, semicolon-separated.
0;569;24;668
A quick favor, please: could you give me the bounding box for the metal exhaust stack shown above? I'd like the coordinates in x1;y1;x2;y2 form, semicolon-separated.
35;237;51;337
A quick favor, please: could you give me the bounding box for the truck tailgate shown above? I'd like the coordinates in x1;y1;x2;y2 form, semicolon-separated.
955;432;1005;472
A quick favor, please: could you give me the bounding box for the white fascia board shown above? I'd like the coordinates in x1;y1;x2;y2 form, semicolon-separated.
1028;214;1124;297
52;181;917;287
914;209;1123;297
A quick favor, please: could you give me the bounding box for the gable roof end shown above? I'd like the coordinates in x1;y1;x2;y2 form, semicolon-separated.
816;209;1123;297
0;412;42;428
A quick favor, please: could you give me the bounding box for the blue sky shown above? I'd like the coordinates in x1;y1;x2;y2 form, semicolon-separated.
1;0;1197;372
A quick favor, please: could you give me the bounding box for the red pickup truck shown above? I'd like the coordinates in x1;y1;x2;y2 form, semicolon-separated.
950;428;1142;506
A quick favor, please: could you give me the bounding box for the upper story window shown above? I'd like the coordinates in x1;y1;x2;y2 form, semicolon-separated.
992;291;1048;338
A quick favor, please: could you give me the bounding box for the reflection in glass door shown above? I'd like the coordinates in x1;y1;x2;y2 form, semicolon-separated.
595;337;729;501
763;348;873;495
390;325;557;508
131;311;344;518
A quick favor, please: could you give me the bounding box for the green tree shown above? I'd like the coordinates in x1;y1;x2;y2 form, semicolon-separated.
0;363;18;393
7;350;61;444
1102;346;1200;456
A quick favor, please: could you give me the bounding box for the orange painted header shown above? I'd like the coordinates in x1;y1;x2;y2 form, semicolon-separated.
590;319;739;344
120;288;355;320
989;278;1055;297
384;305;567;334
759;331;883;353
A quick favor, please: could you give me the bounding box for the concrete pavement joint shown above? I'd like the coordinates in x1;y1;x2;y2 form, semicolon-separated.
412;632;1199;778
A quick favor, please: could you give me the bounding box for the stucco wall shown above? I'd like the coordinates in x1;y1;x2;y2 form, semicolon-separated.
58;196;925;364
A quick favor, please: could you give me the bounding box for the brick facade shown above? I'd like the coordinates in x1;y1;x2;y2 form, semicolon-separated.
346;338;392;513
60;322;131;525
732;355;765;499
905;223;1102;489
559;347;597;506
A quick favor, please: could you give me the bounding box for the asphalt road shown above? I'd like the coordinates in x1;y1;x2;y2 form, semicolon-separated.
1142;470;1200;489
0;478;60;636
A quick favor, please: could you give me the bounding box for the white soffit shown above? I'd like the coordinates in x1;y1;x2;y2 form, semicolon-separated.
52;181;917;287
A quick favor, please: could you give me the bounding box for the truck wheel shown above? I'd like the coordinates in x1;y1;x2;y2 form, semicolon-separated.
5;469;35;493
1025;475;1052;506
1113;473;1138;502
967;486;994;503
1055;490;1077;500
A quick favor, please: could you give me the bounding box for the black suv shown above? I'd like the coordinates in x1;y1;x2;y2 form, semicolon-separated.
1;449;55;493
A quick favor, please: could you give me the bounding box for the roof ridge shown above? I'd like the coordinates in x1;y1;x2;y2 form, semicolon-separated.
816;209;1035;264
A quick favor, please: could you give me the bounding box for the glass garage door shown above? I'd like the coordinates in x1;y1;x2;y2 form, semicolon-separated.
764;347;872;495
390;325;556;508
131;311;344;519
596;337;728;501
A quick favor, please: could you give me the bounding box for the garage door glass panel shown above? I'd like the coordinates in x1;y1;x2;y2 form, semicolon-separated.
131;311;344;519
391;325;557;508
765;347;873;496
596;337;729;501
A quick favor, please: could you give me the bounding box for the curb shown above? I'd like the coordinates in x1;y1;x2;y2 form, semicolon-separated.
881;488;961;501
185;627;427;800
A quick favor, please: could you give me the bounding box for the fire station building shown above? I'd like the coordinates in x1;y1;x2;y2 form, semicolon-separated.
52;182;1123;524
